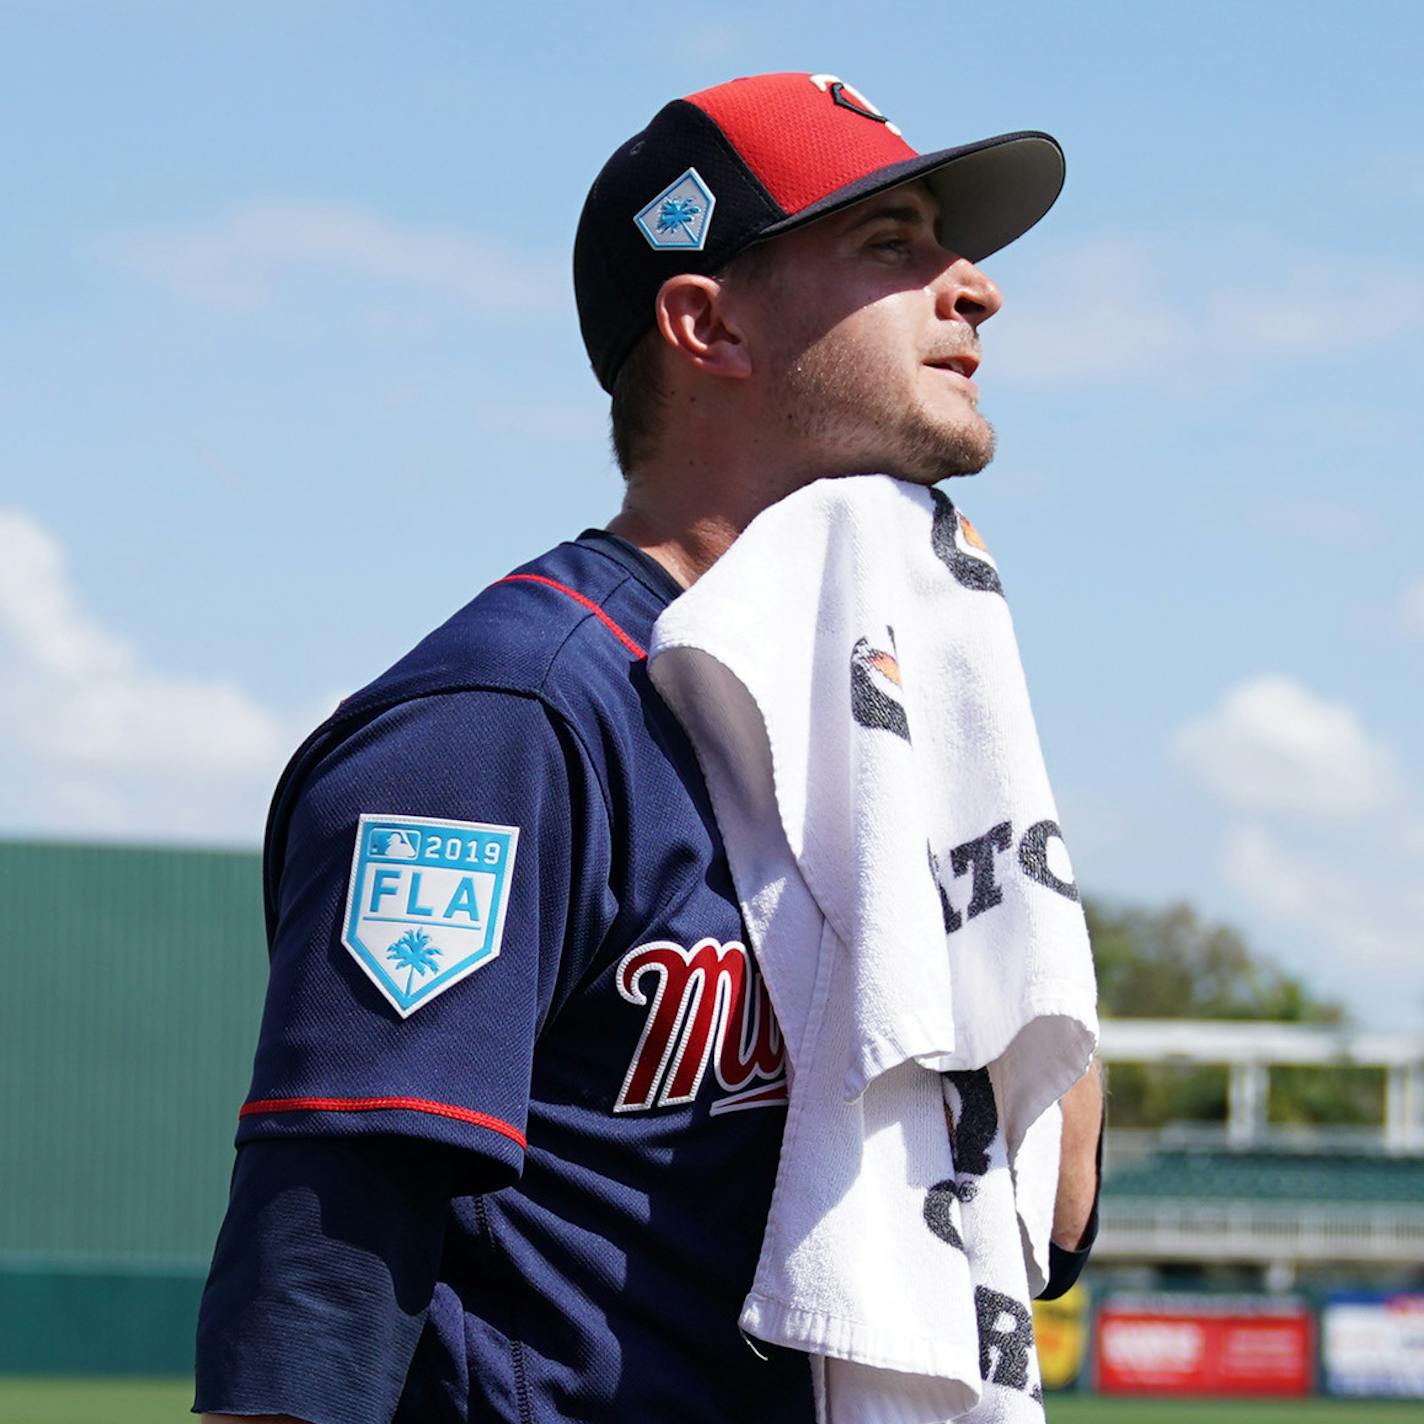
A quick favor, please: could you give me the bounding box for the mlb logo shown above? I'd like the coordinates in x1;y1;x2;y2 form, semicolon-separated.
341;813;520;1018
634;167;716;251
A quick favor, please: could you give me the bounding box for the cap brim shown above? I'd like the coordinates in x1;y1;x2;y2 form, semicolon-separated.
756;130;1065;263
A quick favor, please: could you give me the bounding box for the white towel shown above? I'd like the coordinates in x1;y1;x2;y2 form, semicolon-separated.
648;475;1098;1423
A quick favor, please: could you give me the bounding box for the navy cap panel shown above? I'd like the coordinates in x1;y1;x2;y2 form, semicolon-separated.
574;100;785;392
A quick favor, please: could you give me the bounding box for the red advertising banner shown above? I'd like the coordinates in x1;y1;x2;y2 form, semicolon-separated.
1097;1295;1313;1397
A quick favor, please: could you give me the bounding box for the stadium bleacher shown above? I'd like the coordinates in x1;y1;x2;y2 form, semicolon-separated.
1096;1020;1424;1271
1106;1148;1424;1205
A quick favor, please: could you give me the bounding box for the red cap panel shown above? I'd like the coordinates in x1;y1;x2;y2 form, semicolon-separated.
685;72;920;216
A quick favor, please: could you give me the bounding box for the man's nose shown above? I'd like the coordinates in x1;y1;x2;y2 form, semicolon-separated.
932;258;1003;327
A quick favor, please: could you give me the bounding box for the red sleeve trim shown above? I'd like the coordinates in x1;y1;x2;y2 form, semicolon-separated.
492;573;647;659
240;1095;527;1149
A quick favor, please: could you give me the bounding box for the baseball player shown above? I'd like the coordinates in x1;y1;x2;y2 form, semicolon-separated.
196;71;1104;1424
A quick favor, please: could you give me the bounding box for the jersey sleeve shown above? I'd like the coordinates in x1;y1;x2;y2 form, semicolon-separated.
194;1136;456;1424
237;688;611;1191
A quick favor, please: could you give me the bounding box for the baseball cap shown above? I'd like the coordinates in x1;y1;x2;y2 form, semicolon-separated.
573;71;1065;393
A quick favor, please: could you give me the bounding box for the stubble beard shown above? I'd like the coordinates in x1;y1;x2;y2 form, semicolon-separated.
772;338;996;484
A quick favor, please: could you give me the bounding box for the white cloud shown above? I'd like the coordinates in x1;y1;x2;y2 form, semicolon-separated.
1221;822;1424;1029
993;233;1424;388
1248;497;1383;549
682;23;739;61
1356;150;1424;207
1171;677;1423;1027
0;509;307;843
1173;674;1398;819
1215;270;1424;355
1222;822;1315;921
103;202;559;311
989;238;1188;385
0;513;125;679
1396;577;1424;636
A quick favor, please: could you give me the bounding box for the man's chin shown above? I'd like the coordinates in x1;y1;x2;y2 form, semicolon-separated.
938;445;995;481
889;416;996;484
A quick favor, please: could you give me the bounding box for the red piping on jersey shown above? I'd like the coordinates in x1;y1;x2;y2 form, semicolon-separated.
240;1095;527;1149
493;573;647;659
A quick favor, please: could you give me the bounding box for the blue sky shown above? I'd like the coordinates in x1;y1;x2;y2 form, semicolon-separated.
3;1;1422;1030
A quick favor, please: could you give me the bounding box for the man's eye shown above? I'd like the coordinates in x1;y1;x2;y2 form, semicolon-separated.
871;237;910;256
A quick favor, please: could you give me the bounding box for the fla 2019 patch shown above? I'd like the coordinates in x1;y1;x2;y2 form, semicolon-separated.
341;813;520;1018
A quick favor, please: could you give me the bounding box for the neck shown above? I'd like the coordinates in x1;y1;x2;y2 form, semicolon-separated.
605;502;739;590
607;427;817;589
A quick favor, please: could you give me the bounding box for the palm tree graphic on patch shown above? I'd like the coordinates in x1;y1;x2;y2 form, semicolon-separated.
658;196;701;241
387;928;443;998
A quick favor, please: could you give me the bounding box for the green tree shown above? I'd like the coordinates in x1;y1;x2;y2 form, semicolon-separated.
1085;898;1381;1128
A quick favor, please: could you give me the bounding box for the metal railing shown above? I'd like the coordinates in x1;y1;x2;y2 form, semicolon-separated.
1096;1198;1424;1263
1104;1123;1409;1168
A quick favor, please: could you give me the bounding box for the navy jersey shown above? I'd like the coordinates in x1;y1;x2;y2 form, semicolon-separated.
195;530;1095;1424
196;532;811;1424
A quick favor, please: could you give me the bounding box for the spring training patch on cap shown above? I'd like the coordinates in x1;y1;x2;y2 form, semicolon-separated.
634;166;716;251
341;813;520;1018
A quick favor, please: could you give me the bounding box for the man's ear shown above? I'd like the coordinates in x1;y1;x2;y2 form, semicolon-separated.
652;274;754;380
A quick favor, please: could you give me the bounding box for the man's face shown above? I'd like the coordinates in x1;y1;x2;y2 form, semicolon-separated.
738;179;1004;485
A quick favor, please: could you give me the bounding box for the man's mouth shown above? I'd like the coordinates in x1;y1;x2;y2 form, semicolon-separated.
925;353;980;380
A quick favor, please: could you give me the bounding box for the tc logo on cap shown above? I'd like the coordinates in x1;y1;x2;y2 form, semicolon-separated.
809;73;903;137
634;166;716;251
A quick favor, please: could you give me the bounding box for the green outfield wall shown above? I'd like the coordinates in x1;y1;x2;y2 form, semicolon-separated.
0;839;267;1373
